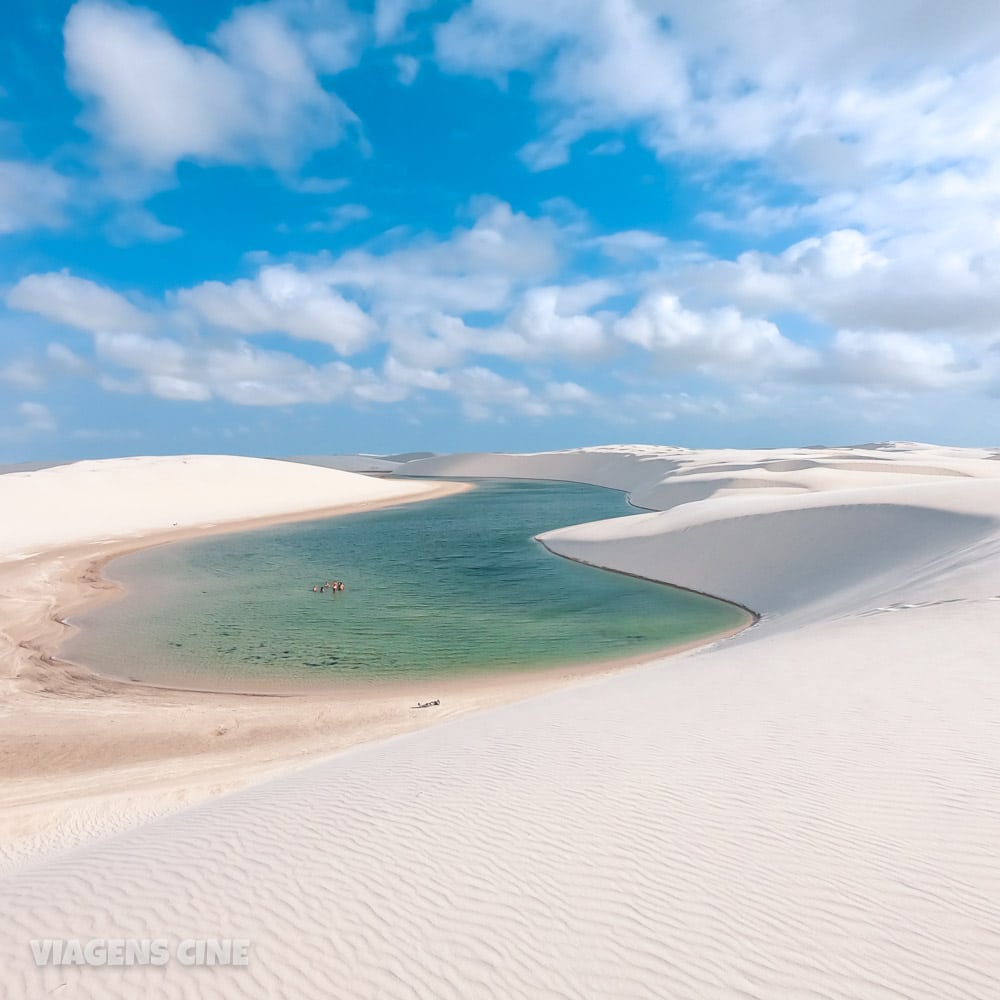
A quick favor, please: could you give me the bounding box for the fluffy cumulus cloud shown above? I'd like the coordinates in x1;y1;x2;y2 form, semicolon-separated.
451;366;551;421
325;200;562;313
8;194;993;424
829;331;981;390
6;271;153;335
435;0;1000;185
157;203;615;396
177;265;375;354
11;179;1000;438
616;293;817;378
4;267;387;409
681;226;1000;341
13;0;1000;451
494;285;612;361
431;0;1000;390
64;0;360;172
89;329;393;408
0;200;620;418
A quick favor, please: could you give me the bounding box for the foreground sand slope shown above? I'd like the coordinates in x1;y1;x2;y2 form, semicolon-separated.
2;443;1000;999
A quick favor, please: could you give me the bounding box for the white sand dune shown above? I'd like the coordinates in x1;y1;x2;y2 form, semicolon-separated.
2;444;1000;998
0;453;441;561
282;454;405;474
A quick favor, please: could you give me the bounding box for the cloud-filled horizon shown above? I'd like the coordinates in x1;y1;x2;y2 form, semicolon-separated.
2;0;999;460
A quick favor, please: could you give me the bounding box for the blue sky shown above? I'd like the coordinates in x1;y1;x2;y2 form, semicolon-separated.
2;0;1000;461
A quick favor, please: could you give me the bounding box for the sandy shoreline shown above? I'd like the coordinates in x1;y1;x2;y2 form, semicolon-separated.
0;463;751;873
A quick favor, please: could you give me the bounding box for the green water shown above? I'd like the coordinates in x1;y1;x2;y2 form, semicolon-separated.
65;479;747;688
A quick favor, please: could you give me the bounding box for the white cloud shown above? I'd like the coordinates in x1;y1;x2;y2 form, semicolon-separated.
177;264;374;354
17;401;56;432
46;342;91;375
104;207;182;245
288;176;350;194
91;329;401;408
13;184;991;426
451;365;550;420
146;374;212;402
313;205;614;371
0;360;46;389
616;292;817;377
306;203;372;232
384;354;451;391
291;1;364;74
684;227;1000;338
545;380;596;405
830;331;979;390
437;0;687;167
7;271;153;335
375;0;433;43
394;54;420;86
64;0;359;172
324;200;562;317
497;285;611;360
620;390;728;423
432;0;1000;274
95;331;188;375
0;161;72;234
204;343;383;407
589;230;675;264
590;138;624;157
435;0;573;77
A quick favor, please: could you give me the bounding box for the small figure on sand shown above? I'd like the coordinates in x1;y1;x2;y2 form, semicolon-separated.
415;699;441;709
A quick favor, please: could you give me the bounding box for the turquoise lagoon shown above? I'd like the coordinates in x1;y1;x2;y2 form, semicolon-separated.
64;479;748;687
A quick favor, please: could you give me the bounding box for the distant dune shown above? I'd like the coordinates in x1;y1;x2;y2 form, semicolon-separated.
379;451;437;462
281;454;405;473
0;459;71;475
0;454;443;560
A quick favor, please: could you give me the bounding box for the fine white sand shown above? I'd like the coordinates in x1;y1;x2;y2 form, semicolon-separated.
0;453;441;560
3;443;1000;998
